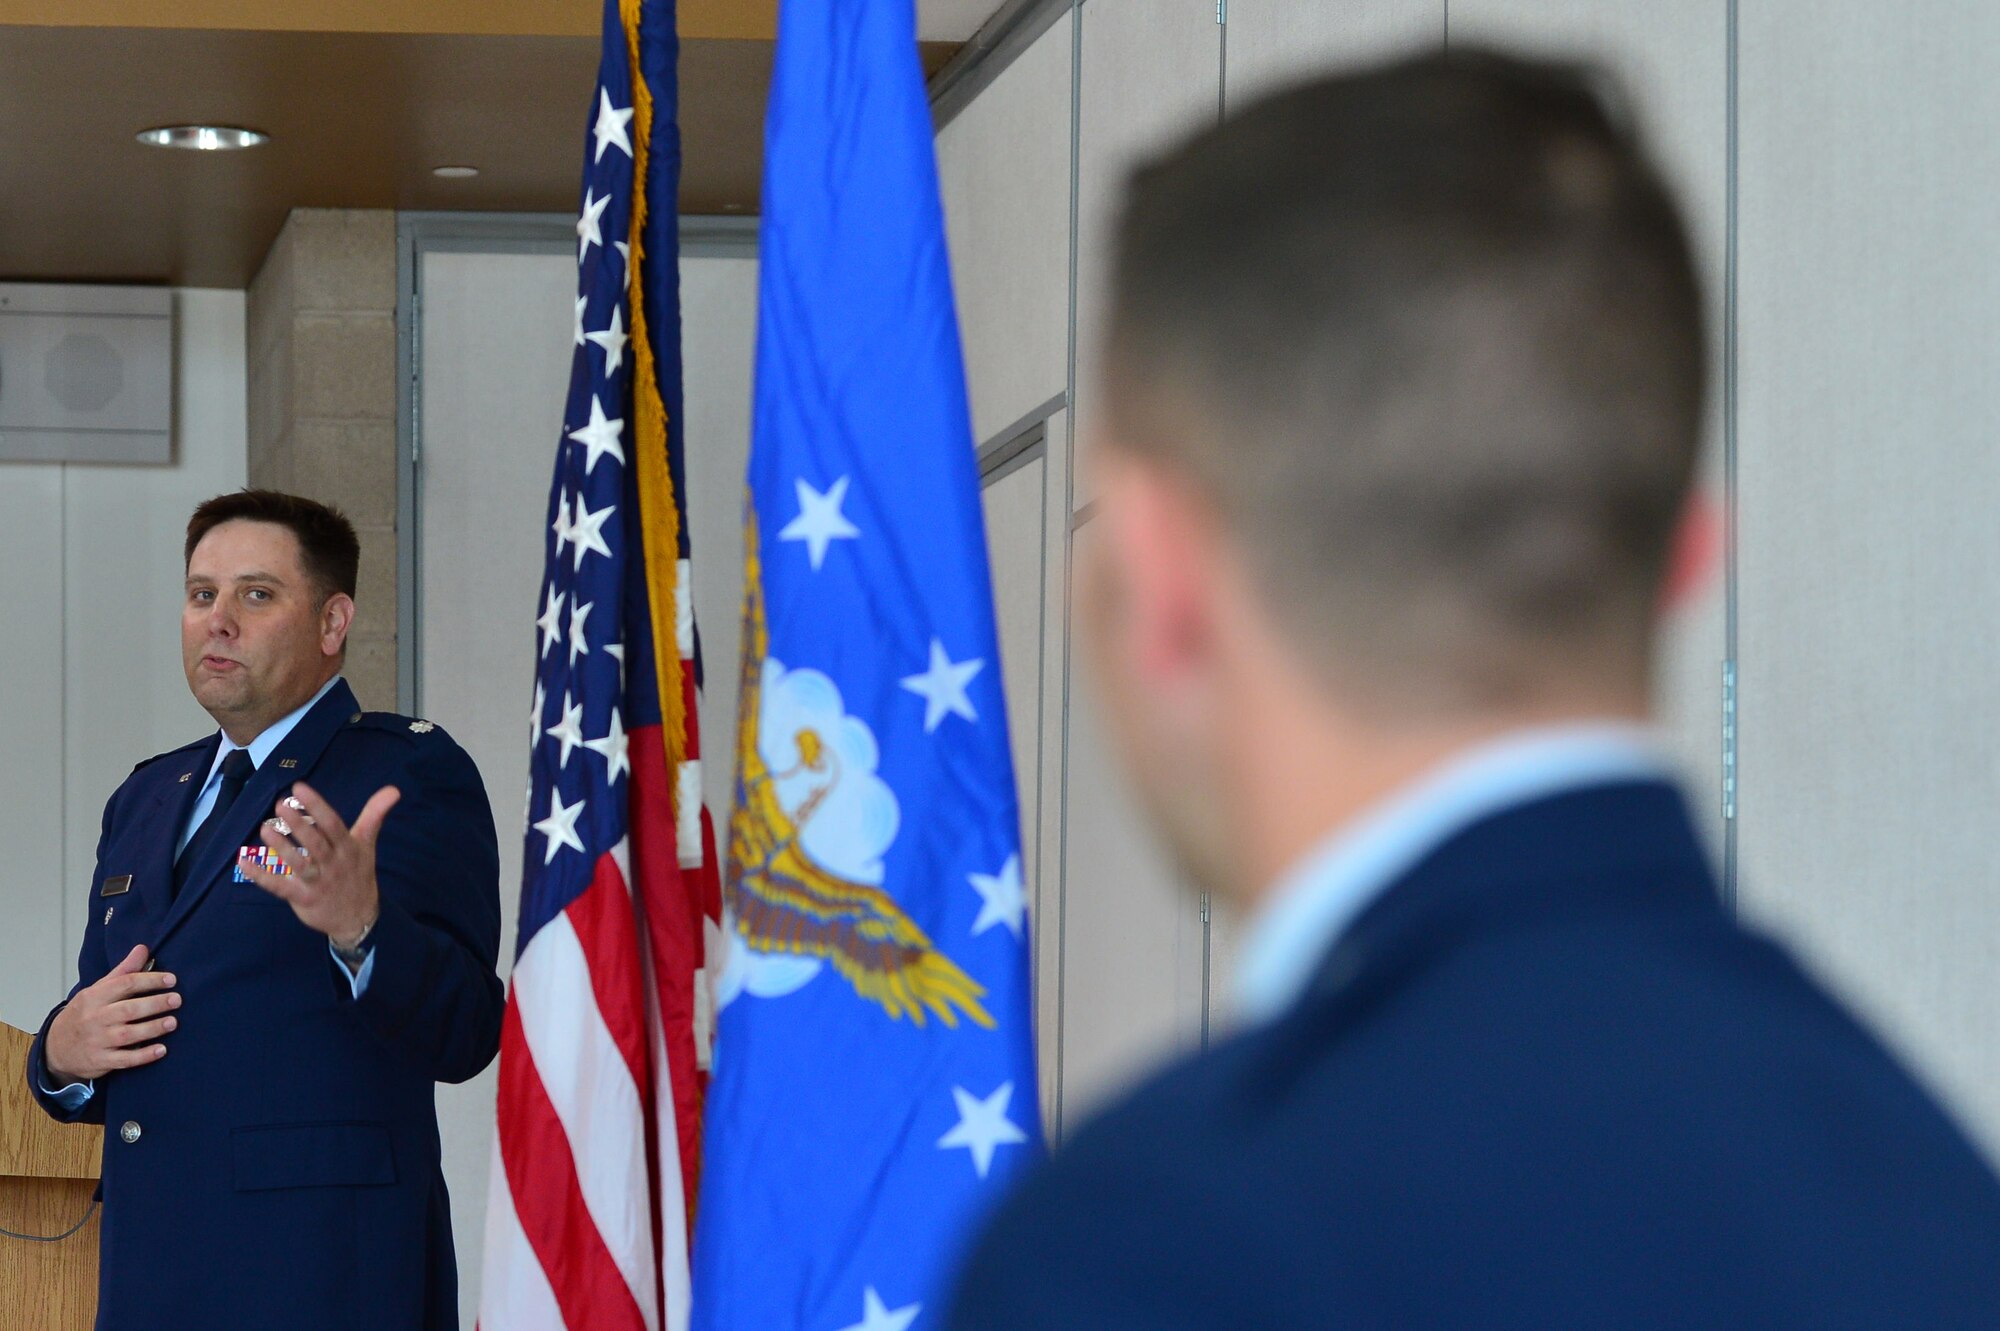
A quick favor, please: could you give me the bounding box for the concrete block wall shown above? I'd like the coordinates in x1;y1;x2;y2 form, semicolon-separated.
246;209;401;709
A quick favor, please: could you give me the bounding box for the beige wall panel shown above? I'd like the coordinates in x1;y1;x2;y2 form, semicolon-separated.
0;290;245;1034
1736;0;2000;1155
679;256;762;814
1224;0;1441;105
937;11;1075;446
979;451;1054;1115
415;245;757;1324
58;290;250;990
0;466;68;1035
1058;516;1205;1128
1447;0;1730;852
1031;409;1071;1131
414;249;574;1329
982;454;1048;896
1071;0;1220;510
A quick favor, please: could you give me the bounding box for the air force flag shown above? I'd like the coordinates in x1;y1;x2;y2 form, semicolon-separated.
690;1;1044;1329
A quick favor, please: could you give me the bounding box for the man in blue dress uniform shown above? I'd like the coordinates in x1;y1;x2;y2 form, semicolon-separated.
948;51;2000;1330
25;489;503;1330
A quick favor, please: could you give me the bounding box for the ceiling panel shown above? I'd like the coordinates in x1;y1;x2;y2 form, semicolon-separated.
919;0;1013;41
0;0;1005;40
0;22;963;286
0;0;757;39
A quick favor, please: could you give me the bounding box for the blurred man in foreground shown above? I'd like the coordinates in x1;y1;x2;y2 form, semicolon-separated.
949;50;2000;1330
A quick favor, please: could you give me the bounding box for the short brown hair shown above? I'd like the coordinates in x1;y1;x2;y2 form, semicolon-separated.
1106;49;1705;705
184;490;361;605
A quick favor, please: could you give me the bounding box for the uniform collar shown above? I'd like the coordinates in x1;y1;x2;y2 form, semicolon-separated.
1231;722;1675;1027
199;675;344;787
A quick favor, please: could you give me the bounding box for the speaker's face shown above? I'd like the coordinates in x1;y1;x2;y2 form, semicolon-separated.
182;520;340;738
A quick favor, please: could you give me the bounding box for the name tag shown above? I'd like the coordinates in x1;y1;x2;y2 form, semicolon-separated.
100;875;133;897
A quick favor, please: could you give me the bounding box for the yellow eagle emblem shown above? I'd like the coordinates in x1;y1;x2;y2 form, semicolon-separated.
726;522;995;1029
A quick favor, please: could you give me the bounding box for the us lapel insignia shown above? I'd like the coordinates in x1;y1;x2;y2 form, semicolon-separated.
179;772;193;783
100;875;132;897
279;758;299;769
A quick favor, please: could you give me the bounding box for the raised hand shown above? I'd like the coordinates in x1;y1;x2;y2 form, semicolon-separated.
44;944;180;1085
244;781;402;950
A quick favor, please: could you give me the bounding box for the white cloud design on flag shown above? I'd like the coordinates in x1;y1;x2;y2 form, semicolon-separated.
717;657;902;1015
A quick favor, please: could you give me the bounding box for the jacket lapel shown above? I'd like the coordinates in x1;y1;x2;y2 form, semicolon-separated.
129;736;221;923
151;679;361;952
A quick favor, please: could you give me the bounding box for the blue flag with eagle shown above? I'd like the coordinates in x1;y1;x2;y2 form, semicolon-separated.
690;0;1042;1327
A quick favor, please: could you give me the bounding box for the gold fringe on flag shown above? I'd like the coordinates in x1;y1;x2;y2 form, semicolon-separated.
620;0;688;824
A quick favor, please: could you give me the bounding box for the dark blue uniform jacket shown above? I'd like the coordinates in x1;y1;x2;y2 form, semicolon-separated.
949;782;2000;1330
26;678;503;1330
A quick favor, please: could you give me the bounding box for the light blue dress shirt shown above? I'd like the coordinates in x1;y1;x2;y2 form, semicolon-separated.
176;675;344;854
46;676;375;1109
1230;723;1677;1027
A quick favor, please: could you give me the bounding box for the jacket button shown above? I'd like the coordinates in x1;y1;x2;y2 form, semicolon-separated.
119;1121;142;1144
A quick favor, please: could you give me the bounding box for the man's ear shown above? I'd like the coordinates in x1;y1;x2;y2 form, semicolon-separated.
321;592;357;657
1660;489;1721;616
1102;457;1226;688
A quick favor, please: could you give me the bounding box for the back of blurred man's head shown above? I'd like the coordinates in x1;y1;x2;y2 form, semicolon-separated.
1084;50;1705;896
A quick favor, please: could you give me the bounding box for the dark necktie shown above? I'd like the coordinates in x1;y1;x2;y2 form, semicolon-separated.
174;748;257;898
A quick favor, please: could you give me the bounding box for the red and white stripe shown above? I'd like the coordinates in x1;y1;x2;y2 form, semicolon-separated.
482;700;719;1331
483;844;657;1331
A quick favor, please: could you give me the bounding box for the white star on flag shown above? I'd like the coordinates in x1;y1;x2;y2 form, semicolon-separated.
937;1081;1028;1179
571;495;615;570
968;854;1026;938
552;486;574;556
584;708;630;783
585;304;630;376
532;789;586;864
573;294;588;348
529;681;547;745
901;638;983;733
568;599;594;667
537;587;566;659
614;240;631;276
592;88;634;162
546;691;585;769
836;1288;921;1331
778;475;860;570
568;397;627;474
577;187;611;262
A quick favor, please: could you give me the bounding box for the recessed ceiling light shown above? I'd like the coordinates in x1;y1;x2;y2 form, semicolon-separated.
432;165;480;179
137;125;268;151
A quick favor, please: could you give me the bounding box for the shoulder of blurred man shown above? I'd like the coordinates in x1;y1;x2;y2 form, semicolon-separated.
948;780;2000;1330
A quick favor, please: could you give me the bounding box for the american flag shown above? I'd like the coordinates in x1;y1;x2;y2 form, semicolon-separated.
480;3;719;1330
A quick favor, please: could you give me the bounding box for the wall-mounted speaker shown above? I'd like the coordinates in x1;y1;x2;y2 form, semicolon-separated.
0;284;173;464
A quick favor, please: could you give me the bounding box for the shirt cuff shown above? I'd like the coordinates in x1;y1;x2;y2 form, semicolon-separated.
41;1074;95;1112
330;941;378;998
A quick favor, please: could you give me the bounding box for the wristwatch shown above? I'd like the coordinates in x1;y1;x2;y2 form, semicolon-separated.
332;914;378;968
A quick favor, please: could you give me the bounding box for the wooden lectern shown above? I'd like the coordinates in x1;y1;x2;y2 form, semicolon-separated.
1;1021;100;1330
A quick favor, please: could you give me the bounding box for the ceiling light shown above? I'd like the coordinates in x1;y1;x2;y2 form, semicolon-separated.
432;165;480;179
137;125;268;151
